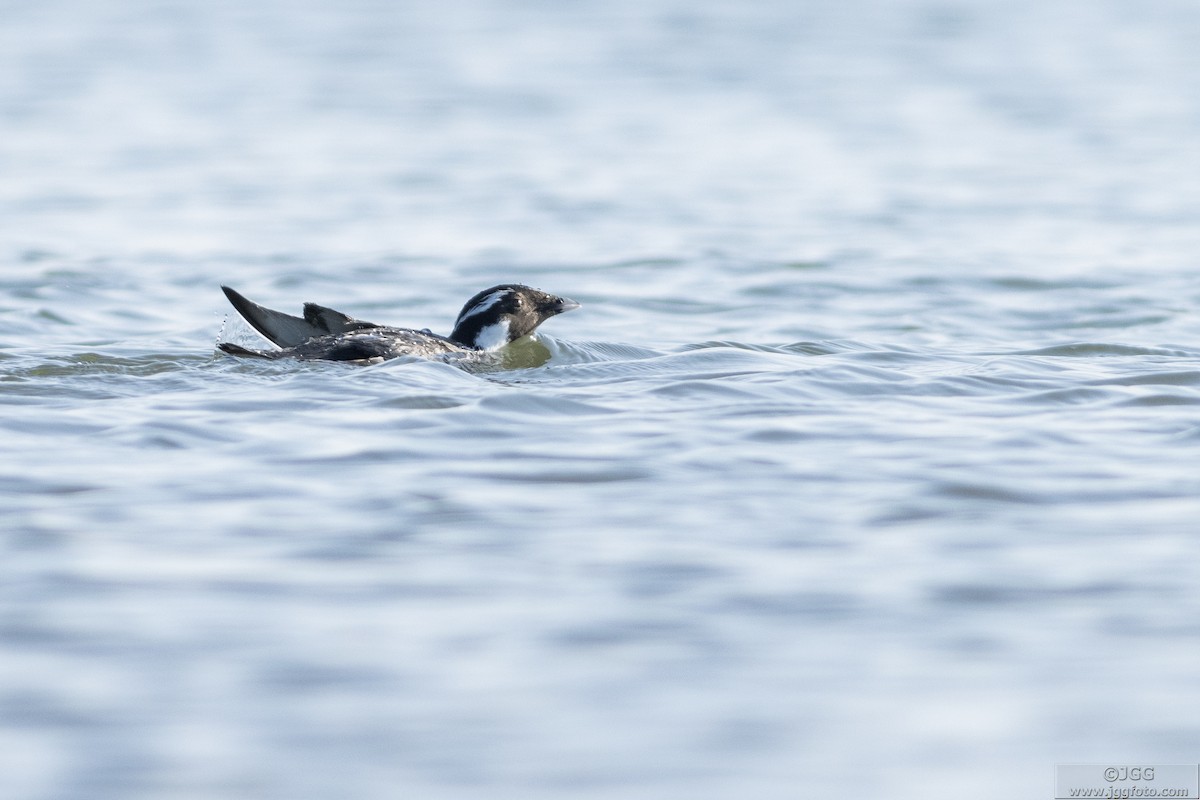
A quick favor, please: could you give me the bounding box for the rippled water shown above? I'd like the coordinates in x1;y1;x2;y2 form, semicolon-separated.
4;1;1200;798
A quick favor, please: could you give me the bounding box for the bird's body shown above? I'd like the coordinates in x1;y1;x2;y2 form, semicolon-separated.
217;284;578;364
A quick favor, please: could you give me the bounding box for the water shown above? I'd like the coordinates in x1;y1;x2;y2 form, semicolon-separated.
3;1;1200;797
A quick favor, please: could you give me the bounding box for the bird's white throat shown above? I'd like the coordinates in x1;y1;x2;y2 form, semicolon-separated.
473;319;511;351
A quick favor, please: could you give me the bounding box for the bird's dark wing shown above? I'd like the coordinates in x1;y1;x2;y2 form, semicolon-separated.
222;286;382;348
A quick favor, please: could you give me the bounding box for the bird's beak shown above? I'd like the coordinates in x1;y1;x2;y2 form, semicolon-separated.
547;296;581;316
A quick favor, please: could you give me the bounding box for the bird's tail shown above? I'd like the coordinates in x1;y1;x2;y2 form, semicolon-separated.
217;342;280;359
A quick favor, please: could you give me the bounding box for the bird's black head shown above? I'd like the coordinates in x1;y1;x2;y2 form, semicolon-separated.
448;284;580;350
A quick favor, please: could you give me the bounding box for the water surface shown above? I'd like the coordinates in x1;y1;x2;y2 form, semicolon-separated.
3;1;1200;798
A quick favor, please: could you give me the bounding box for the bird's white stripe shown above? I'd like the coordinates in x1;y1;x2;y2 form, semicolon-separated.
473;320;511;351
456;290;507;324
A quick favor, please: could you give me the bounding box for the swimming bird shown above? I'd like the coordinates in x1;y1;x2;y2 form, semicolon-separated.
217;284;580;363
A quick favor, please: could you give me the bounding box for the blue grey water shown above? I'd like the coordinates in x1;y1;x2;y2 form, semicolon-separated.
2;0;1199;797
